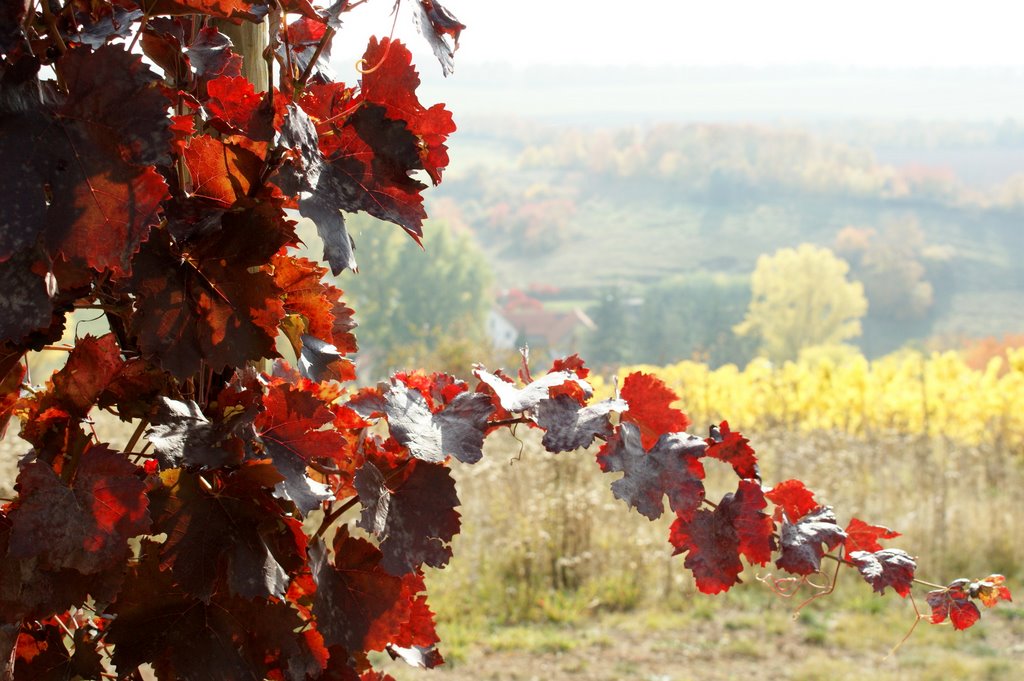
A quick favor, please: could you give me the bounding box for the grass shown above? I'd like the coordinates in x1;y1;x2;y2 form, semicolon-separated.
370;425;1024;679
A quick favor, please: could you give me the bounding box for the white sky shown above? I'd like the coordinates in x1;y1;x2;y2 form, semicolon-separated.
332;0;1024;68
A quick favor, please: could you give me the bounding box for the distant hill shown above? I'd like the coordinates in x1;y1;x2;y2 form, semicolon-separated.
425;118;1024;354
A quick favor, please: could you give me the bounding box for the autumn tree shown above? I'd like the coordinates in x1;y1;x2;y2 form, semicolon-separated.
734;244;868;362
834;218;935;321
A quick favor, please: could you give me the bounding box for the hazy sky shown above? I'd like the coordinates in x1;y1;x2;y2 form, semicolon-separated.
333;0;1024;69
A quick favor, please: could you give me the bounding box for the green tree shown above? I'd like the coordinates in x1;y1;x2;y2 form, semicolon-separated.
340;216;494;377
584;286;633;367
636;273;757;367
734;244;867;362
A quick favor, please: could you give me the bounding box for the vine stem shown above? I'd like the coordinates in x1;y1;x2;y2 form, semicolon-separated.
295;26;335;90
124;418;149;455
315;496;359;538
486;417;532;428
886;591;928;659
39;0;67;55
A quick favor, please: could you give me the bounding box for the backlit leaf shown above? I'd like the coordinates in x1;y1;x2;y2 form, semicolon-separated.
927;579;981;630
705;421;759;481
765;479;818;522
620;372;690;450
844;517;900;555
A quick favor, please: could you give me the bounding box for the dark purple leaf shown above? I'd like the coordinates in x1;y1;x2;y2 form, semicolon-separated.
775;506;846;575
596;422;706;521
536;395;627;452
355;460;460;575
850;548;916;597
384;382;493;464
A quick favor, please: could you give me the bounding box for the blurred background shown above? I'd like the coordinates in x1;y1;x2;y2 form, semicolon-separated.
7;1;1024;678
334;2;1024;678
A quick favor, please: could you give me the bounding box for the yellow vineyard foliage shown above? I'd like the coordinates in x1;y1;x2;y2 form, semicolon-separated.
593;348;1024;450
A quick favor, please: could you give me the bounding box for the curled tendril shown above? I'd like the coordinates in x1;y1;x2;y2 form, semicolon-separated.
756;572;804;598
356;0;402;74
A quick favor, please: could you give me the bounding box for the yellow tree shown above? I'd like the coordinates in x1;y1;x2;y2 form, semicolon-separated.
735;244;867;361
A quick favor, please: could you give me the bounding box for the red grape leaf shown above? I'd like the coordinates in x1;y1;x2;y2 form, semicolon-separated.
970;574;1013;608
107;541;324;681
0;508;125;622
272;254;357;382
129;226;286;379
474;367;591;413
205;75;282;139
256;381;347;514
58;44;172;168
849;549;916;597
139;0;268;21
927;579;981;630
596;422;706;521
311;527;438;652
301;104;427;274
411;0;465;77
355;460;461;575
359;38;457;184
7;446;150;574
844;517;900;555
535;394;628;453
0;111;168;280
705;421;759;481
148;467;307;601
729;479;775;565
0;46;172;276
766;479;818;522
669;507;742;595
668;480;773;594
376;572;441;654
549;354;590;379
280;16;330;76
382;382;492;464
775;506;846;575
183;135;264;206
273;254;358;353
620;372;690;450
50;334;124;414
